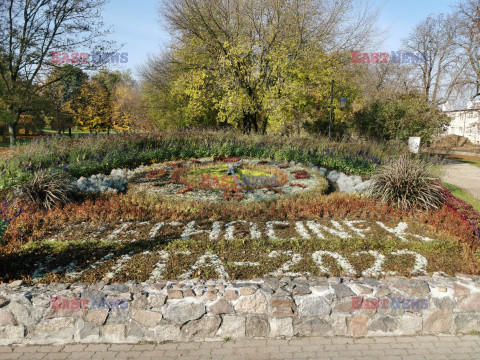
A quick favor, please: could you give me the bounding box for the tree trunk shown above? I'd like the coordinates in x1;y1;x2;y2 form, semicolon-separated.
68;127;72;137
8;121;17;147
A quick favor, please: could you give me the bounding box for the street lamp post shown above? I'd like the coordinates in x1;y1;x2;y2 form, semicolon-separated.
328;80;347;140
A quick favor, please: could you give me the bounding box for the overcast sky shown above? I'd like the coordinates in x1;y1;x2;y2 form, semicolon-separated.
101;0;458;78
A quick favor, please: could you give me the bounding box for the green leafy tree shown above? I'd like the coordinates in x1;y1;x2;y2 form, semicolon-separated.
143;0;379;134
44;65;88;136
353;92;450;143
0;0;114;146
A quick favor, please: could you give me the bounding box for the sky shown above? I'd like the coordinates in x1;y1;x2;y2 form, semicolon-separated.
101;0;460;79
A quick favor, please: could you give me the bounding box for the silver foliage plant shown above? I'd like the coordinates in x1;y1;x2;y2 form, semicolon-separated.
371;157;445;210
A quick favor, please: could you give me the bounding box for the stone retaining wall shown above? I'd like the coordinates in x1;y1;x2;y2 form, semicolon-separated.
1;274;480;345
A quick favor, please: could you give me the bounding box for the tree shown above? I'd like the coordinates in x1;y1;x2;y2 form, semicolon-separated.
72;70;137;133
0;0;113;146
402;13;464;105
74;79;112;133
44;65;88;136
456;0;480;100
353;92;450;143
144;0;380;134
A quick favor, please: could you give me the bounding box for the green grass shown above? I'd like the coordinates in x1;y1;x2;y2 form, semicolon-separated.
443;182;480;212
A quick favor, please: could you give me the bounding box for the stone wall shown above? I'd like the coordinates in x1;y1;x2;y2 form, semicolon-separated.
0;274;479;345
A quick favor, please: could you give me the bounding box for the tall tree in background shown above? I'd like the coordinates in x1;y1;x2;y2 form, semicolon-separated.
456;0;480;100
0;0;113;146
44;65;88;136
73;70;137;133
402;13;464;105
145;0;380;134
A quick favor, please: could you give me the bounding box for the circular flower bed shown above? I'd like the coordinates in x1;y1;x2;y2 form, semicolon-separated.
130;158;328;202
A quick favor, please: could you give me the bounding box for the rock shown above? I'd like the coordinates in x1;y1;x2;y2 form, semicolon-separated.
162;301;206;325
0;325;24;344
167;289;183;300
331;284;355;298
269;317;294;337
104;283;129;293
0;298;9;308
183;289;195;297
235;292;267;314
294;318;331;336
152;323;181;341
368;316;397;333
126;321;145;339
348;314;367;337
239;287;256;296
7;280;25;288
292;285;311;296
216;315;246;338
105;308;130;325
148;294;167;308
76;319;100;340
454;283;470;297
131;293;148;309
205;289;218;301
208;299;234;315
85;309;108;326
424;310;451;333
295;296;331;316
458;293;480;312
45;307;84;319
0;311;16;326
352;284;373;295
246;316;270;338
453;313;480;333
263;278;280;290
397;314;422;335
223;289;239;301
30;318;75;342
131;309;162;328
390;280;430;296
327;171;339;183
318;168;328;177
101;324;126;341
375;286;392;297
181;316;221;339
432;297;455;309
9;302;43;327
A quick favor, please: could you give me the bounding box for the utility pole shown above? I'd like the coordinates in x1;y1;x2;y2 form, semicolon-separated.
328;79;334;140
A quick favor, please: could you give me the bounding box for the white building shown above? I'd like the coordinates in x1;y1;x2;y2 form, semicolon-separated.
441;100;480;145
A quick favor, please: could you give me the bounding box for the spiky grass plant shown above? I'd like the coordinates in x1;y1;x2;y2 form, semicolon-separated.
10;170;77;210
371;156;444;210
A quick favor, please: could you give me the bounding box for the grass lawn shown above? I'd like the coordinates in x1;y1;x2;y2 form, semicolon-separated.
443;182;480;212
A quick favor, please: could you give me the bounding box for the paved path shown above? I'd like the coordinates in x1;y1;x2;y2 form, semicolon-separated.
1;335;479;360
441;162;480;200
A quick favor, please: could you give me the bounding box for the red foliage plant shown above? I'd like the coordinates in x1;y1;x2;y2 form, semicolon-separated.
144;169;167;179
292;170;310;179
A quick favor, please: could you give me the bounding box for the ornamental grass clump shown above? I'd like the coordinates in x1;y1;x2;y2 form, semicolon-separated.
371;157;444;210
10;170;77;210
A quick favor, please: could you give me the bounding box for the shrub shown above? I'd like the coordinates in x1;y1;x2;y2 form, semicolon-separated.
10;170;77;210
353;92;449;144
371;157;444;210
